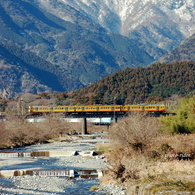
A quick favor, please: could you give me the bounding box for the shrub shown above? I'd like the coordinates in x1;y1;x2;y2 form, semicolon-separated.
161;96;195;134
0;114;72;148
109;113;161;153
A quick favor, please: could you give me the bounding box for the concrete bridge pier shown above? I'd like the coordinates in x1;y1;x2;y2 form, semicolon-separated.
114;117;118;123
82;117;88;135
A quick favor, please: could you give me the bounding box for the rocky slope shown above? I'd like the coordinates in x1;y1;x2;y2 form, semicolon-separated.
158;33;195;63
38;0;195;59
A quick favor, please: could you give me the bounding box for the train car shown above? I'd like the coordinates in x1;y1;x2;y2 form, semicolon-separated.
73;105;122;112
75;106;97;112
121;104;165;112
144;105;165;112
96;105;121;112
28;106;50;113
28;106;75;113
121;105;144;112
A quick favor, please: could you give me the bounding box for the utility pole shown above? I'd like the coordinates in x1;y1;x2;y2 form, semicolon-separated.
19;98;24;118
114;96;117;123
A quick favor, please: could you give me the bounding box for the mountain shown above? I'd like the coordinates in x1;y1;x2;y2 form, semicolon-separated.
67;61;195;105
0;0;194;97
158;33;195;63
0;0;153;97
37;0;195;59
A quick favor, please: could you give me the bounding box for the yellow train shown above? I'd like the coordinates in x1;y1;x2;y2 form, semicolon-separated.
28;104;166;113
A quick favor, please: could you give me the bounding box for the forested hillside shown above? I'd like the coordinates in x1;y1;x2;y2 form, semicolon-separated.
67;61;195;105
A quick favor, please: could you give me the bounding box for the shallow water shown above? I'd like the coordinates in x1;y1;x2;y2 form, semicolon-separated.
0;134;109;195
0;177;107;195
65;178;107;195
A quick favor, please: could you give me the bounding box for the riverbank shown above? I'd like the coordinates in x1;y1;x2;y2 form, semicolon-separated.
0;133;126;195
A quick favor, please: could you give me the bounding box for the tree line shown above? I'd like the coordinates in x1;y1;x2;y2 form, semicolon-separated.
67;61;195;105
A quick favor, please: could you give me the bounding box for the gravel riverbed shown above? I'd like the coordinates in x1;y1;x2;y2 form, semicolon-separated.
0;133;126;195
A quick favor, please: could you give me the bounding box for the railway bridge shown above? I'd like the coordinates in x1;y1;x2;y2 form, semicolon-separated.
28;104;166;134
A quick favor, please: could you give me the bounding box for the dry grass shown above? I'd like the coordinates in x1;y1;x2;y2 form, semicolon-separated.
149;134;195;160
0;115;77;148
101;114;195;194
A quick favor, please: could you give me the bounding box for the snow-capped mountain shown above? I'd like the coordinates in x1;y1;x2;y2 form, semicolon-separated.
36;0;195;59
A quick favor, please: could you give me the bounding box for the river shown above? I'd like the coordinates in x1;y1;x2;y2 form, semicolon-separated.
0;133;125;195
